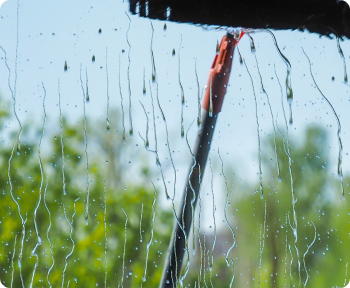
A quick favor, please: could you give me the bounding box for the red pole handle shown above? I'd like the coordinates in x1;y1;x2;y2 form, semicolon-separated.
202;32;243;114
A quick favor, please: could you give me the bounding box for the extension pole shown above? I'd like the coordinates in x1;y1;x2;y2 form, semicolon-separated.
160;32;242;288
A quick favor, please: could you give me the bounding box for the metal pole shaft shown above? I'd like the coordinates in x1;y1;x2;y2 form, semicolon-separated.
159;32;239;288
160;110;218;288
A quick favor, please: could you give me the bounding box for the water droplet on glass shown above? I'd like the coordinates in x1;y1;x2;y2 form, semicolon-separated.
156;158;161;167
106;118;110;133
142;68;146;94
248;34;256;53
251;44;256;54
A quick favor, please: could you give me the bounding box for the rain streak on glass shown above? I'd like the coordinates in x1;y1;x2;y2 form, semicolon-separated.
142;184;156;282
120;209;128;288
143;67;146;95
118;55;126;141
265;29;293;124
80;66;91;224
43;178;54;288
4;15;29;279
255;54;281;180
0;44;22;155
125;12;133;136
178;35;185;136
106;48;110;133
258;201;267;288
139;101;149;147
243;59;263;196
302;221;316;287
155;79;177;200
237;46;243;65
10;234;17;288
218;150;236;267
29;83;46;288
147;80;170;199
247;33;256;53
344;263;349;287
184;120;197;255
86;69;90;102
336;36;348;84
275;66;300;280
209;159;217;281
58;79;67;196
302;48;344;197
209;74;213;117
195;60;201;126
13;0;22;154
284;216;289;288
61;198;79;288
197;189;204;285
18;214;27;287
139;202;144;243
150;22;156;82
103;179;108;288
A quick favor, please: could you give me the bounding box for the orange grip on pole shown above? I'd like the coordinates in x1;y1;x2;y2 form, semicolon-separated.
202;32;243;114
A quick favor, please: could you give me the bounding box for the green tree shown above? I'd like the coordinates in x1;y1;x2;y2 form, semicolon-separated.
184;126;350;288
0;107;173;287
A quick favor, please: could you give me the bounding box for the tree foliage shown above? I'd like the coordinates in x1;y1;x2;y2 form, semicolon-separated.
0;107;172;288
184;126;350;288
0;96;349;288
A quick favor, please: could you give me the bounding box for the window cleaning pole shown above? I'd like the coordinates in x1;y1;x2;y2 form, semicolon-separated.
160;31;244;288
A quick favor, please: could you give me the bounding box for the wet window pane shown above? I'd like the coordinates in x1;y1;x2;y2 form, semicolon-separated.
0;1;349;287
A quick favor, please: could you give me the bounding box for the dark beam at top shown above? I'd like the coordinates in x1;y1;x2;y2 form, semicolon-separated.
129;0;350;39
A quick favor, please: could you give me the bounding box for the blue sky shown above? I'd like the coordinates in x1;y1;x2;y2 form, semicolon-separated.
1;0;350;228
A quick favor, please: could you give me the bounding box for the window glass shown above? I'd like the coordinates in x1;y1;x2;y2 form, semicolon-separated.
0;1;349;287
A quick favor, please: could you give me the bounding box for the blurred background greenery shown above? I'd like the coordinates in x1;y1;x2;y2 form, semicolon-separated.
0;93;349;287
